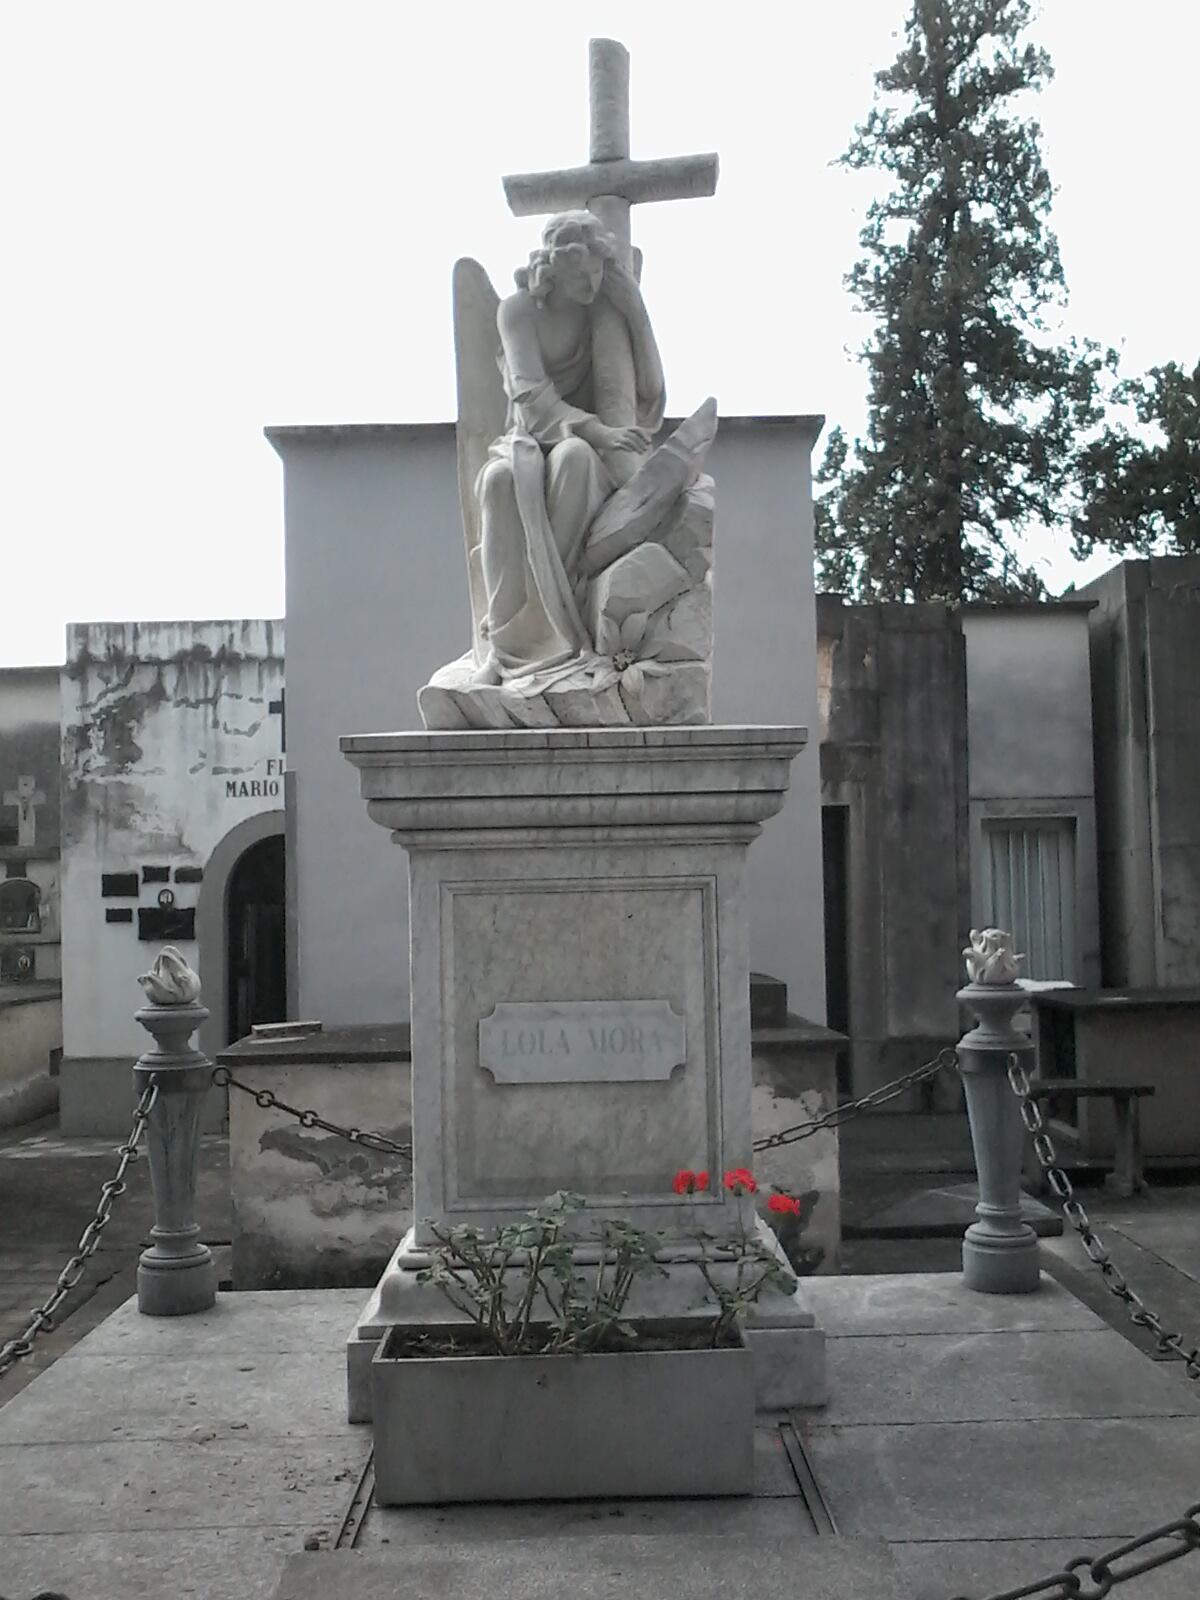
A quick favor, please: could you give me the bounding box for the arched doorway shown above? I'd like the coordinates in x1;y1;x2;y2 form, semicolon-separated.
226;833;286;1044
196;809;286;1058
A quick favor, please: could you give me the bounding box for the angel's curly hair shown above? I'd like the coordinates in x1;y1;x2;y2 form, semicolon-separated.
514;210;616;303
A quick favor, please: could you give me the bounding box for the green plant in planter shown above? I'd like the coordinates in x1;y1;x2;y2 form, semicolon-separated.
415;1190;665;1356
415;1172;803;1356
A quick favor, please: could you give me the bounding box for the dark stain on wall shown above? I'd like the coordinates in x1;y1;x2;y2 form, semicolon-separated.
258;1126;412;1207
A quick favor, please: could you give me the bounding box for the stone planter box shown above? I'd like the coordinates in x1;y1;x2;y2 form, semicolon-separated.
371;1319;754;1505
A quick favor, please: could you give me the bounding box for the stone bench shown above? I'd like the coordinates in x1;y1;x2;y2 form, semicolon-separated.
1023;1079;1155;1199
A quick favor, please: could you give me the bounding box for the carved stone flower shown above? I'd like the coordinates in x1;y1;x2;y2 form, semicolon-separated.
963;927;1026;986
595;609;673;699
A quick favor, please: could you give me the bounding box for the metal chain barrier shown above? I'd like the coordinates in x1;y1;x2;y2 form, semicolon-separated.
752;1047;958;1151
950;1503;1200;1600
212;1067;412;1160
1008;1054;1200;1379
947;1058;1200;1599
0;1077;159;1383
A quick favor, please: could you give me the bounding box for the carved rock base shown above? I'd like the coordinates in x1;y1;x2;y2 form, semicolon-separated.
419;480;713;731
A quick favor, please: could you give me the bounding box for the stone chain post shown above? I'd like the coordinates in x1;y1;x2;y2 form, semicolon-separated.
957;932;1040;1295
134;970;217;1316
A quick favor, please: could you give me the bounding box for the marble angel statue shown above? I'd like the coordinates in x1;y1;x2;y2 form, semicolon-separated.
419;210;718;731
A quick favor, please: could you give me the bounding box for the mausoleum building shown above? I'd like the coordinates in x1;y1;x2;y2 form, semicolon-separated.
57;619;286;1132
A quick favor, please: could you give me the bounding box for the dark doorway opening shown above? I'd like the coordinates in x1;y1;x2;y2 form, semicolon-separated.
226;833;286;1044
822;804;851;1098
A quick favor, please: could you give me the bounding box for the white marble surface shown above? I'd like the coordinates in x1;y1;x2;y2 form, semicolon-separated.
409;837;749;1242
343;724;818;1410
343;724;807;837
420;38;721;731
479;1000;686;1084
341;727;806;1247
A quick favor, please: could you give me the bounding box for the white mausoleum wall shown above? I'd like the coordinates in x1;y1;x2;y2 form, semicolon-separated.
274;416;826;1029
60;620;285;1084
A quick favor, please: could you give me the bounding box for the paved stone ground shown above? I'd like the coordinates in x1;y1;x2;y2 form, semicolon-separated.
2;1276;1200;1599
3;1110;1200;1597
0;1113;232;1403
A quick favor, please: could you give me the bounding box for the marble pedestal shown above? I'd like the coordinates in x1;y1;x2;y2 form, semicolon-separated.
340;727;826;1418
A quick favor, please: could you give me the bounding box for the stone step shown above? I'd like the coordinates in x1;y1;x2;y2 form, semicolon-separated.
271;1534;917;1599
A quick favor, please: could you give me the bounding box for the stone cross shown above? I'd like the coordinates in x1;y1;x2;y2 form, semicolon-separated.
503;38;718;430
503;39;719;268
3;775;46;849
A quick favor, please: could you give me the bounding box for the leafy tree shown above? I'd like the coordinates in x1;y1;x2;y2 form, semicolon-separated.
1073;360;1200;556
816;0;1107;602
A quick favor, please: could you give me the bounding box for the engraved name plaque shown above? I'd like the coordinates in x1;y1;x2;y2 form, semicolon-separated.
478;1000;687;1085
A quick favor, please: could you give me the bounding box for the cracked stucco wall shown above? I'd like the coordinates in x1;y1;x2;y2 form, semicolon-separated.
60;619;285;1060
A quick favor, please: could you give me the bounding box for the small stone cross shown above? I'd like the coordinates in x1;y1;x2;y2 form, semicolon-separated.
3;775;46;849
502;38;718;431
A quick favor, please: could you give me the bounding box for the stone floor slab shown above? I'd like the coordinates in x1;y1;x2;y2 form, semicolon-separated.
823;1329;1200;1426
0;1526;305;1600
802;1416;1200;1541
891;1538;1200;1600
0;1350;347;1444
1110;1214;1200;1283
1043;1234;1200;1372
273;1535;914;1599
361;1493;817;1546
51;1288;365;1360
0;1436;369;1536
803;1271;1101;1336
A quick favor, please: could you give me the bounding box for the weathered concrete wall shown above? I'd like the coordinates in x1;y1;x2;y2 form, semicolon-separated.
59;620;284;1132
274;416;827;1031
962;607;1101;986
1083;563;1154;986
1081;557;1200;988
0;985;61;1130
818;599;970;1098
1144;567;1200;985
0;667;62;984
228;1057;413;1290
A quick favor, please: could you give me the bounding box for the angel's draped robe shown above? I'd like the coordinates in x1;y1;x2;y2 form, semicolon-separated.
476;309;665;679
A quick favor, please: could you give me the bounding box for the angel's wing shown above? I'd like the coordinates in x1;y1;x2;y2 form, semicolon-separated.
452;258;507;663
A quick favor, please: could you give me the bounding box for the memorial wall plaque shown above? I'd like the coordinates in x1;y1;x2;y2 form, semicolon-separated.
478;1000;686;1085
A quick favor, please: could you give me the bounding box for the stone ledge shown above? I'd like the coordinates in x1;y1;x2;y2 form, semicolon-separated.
1031;986;1200;1014
752;1015;847;1055
216;1016;843;1071
341;724;806;754
0;981;62;1009
217;1023;412;1068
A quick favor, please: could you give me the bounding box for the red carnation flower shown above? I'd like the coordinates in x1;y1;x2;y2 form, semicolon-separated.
768;1192;802;1216
722;1168;758;1195
694;1170;710;1191
673;1169;698;1195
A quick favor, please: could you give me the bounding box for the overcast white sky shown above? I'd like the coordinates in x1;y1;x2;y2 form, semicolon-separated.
3;1;1197;666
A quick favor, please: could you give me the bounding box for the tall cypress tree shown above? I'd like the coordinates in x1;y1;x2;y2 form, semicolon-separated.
816;0;1106;601
1074;360;1200;557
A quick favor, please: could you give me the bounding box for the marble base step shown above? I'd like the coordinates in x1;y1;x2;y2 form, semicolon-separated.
271;1534;915;1599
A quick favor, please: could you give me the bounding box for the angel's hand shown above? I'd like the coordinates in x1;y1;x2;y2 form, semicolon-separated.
581;420;650;454
607;425;651;453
